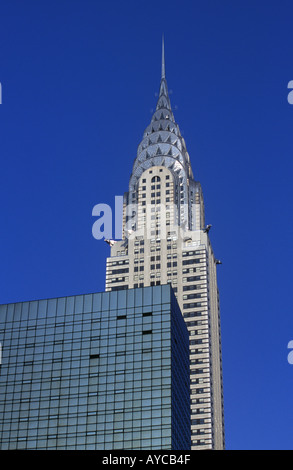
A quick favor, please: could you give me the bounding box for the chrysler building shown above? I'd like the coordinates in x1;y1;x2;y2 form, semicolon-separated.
105;41;225;450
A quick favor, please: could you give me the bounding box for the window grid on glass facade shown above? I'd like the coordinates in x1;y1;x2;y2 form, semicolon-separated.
0;285;190;450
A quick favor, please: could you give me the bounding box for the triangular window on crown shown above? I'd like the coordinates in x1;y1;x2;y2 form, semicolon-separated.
156;147;161;155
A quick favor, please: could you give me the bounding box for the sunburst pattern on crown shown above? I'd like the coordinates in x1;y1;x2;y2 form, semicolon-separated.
127;39;198;230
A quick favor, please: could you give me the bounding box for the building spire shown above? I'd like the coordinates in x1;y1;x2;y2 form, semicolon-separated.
154;35;174;118
161;34;165;80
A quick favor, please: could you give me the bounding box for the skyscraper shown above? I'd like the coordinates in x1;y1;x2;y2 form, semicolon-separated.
105;40;225;450
0;285;191;450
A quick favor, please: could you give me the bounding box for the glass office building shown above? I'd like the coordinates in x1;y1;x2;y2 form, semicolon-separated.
0;284;190;450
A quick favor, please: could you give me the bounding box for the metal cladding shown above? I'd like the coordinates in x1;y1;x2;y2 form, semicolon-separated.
128;42;196;230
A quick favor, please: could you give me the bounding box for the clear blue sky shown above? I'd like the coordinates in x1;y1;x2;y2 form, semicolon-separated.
1;0;293;450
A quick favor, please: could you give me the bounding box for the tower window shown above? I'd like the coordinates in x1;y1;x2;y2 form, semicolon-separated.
151;176;160;182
